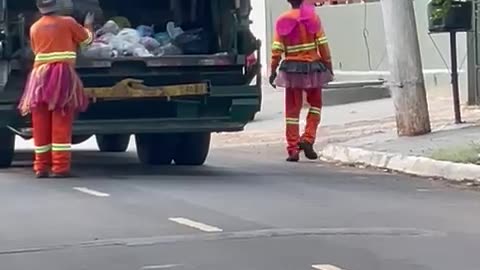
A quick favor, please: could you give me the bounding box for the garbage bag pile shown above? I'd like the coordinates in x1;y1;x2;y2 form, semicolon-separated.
81;20;186;58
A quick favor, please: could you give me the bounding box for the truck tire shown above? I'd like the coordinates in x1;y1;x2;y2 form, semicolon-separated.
173;132;211;166
96;134;130;153
135;134;178;165
0;128;15;168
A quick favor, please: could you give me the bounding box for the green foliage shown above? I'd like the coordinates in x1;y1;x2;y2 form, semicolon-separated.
430;0;453;21
430;142;480;164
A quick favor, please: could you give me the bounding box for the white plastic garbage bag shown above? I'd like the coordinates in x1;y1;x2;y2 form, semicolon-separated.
96;20;120;36
109;28;142;55
140;37;161;52
137;25;155;37
96;32;116;44
160;42;183;55
154;32;171;46
133;46;153;57
116;28;141;44
166;21;184;39
82;42;113;58
82;22;184;58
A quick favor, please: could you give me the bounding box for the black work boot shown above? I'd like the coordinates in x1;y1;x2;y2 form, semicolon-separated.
286;151;300;162
299;141;318;160
35;171;49;179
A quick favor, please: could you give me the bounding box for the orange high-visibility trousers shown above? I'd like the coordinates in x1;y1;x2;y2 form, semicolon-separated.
285;87;322;154
31;104;73;174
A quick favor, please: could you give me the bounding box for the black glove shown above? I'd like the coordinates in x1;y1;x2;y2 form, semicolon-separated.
269;72;277;89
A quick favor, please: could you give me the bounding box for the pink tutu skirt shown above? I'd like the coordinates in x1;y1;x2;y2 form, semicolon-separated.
275;60;333;89
18;62;89;116
275;71;333;89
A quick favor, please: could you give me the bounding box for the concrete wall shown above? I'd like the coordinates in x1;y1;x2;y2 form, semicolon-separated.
255;0;469;101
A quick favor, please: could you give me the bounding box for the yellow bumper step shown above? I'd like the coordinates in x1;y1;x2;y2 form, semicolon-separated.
85;79;208;100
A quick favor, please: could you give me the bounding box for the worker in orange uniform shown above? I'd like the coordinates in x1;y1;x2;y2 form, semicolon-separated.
18;0;94;178
269;0;333;162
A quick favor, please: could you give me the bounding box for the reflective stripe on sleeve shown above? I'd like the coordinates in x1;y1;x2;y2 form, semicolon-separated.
316;36;328;45
272;41;285;51
80;28;94;46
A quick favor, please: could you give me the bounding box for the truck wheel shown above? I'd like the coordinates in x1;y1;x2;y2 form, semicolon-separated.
173;132;211;166
96;134;130;152
0;128;15;168
135;134;178;165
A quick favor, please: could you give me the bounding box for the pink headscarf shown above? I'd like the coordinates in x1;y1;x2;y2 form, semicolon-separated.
275;2;321;43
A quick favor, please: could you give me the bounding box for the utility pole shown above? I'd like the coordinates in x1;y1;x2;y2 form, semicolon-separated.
380;0;431;136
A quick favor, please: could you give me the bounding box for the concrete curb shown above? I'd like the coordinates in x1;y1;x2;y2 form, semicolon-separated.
320;144;480;182
322;86;390;106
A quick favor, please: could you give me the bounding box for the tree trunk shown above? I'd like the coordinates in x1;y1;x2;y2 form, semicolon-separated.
380;0;431;136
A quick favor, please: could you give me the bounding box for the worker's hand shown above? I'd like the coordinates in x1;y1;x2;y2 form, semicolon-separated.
84;12;95;26
269;71;277;89
321;60;332;74
328;68;334;77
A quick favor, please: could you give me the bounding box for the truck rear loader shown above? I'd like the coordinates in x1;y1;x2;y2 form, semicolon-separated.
0;0;262;167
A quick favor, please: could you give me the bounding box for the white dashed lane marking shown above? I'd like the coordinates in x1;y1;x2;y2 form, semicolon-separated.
141;264;183;269
168;217;223;232
312;264;345;270
73;187;110;197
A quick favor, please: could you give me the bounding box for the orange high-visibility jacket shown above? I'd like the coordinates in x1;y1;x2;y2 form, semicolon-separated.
30;15;93;68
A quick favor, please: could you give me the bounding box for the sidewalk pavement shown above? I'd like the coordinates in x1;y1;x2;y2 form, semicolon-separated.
318;97;480;182
212;90;480;182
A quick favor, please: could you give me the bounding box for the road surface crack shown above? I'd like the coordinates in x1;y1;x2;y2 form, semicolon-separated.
0;227;444;256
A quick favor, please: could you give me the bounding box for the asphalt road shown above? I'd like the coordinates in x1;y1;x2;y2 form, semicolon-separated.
1;139;480;270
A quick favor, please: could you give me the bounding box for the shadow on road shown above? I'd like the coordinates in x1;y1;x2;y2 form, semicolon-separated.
10;150;247;179
7;146;395;185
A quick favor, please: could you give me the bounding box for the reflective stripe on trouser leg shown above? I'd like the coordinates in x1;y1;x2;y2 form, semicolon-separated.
285;87;303;153
52;143;72;152
302;88;322;144
31;104;52;173
52;109;74;174
35;144;52;154
286;117;300;153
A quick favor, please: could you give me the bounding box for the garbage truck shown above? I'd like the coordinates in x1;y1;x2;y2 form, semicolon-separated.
0;0;262;167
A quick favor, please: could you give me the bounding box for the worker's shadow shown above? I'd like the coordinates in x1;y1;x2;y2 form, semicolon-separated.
10;149;250;180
